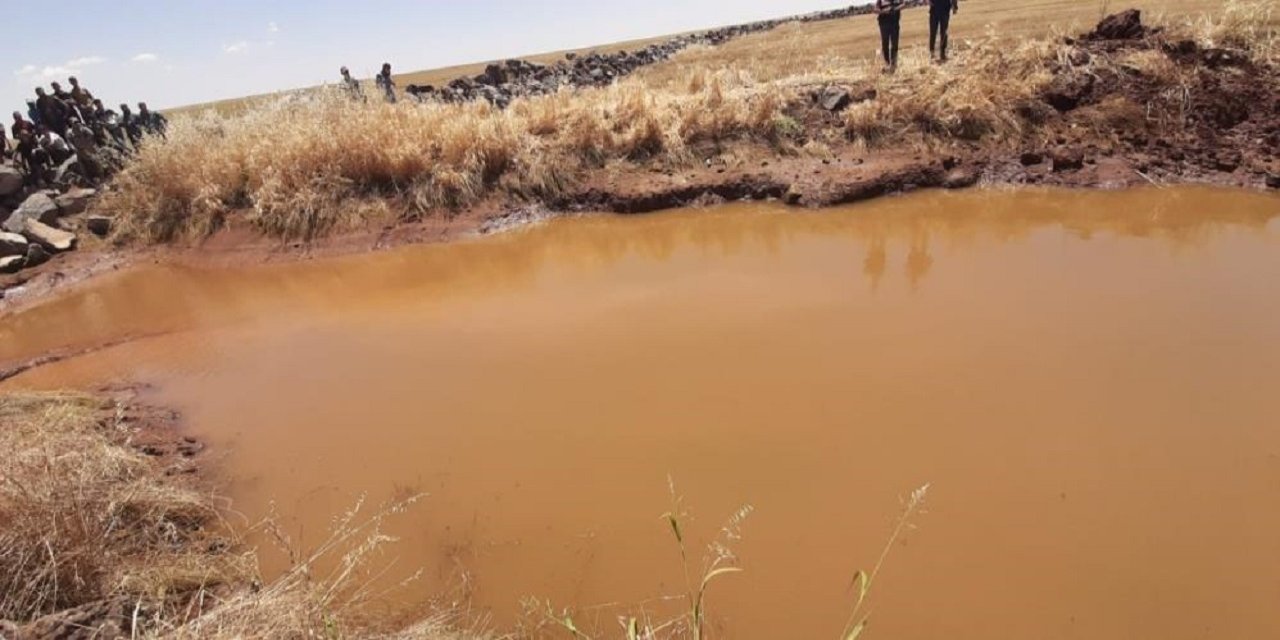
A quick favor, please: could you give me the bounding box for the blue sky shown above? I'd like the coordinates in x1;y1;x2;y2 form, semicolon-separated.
4;1;860;113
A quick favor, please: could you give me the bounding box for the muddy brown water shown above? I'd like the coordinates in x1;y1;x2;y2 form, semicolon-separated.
3;187;1280;639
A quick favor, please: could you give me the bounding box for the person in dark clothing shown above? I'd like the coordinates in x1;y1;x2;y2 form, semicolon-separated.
930;0;959;62
26;100;41;127
876;0;903;72
119;104;143;146
11;112;35;140
35;87;71;136
14;132;50;186
138;102;168;138
375;63;397;103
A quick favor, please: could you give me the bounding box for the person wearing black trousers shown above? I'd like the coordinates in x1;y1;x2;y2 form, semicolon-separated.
876;0;903;72
930;0;960;62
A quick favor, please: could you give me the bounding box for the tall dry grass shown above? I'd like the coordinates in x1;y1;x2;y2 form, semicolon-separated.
100;76;790;244
0;393;246;625
0;392;485;639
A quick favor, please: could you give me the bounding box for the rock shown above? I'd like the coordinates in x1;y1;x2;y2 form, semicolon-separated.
1091;9;1145;40
9;192;61;229
1051;148;1085;172
820;86;853;112
24;242;49;268
1067;48;1092;66
1202;47;1248;69
0;255;24;274
1020;151;1045;166
0;231;27;257
54;187;97;216
1043;73;1095;112
19;218;77;252
1213;153;1240;173
0;165;22;197
86;215;113;237
1267;174;1280;189
943;167;980;189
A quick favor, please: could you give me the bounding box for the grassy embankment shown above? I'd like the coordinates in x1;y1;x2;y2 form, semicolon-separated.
96;0;1274;244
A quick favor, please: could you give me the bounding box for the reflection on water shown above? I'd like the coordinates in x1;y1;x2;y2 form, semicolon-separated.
2;186;1280;640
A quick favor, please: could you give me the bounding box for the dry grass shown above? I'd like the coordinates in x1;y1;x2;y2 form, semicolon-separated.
0;393;246;624
98;0;1274;245
0;392;484;639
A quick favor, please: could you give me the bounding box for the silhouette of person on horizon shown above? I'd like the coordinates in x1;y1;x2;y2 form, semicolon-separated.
375;63;397;103
340;66;366;102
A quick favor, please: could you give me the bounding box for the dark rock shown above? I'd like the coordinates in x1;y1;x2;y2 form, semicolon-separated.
1202;47;1249;69
1051;148;1085;172
86;215;113;237
1213;153;1240;173
54;187;96;216
0;231;27;257
1266;174;1280;189
0;254;23;274
1090;10;1145;41
1020;151;1045;166
24;242;49;268
8;193;60;230
1067;48;1092;66
1043;73;1095;112
820;86;853;112
0;165;21;197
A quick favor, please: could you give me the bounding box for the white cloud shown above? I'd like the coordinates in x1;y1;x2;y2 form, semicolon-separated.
268;22;280;33
14;64;37;77
65;56;106;67
223;41;250;54
132;53;159;63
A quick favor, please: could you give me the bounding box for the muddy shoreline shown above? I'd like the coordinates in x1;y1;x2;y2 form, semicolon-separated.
1;145;1271;318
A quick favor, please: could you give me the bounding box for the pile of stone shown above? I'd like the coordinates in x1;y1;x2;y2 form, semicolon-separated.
0;163;108;275
406;1;927;108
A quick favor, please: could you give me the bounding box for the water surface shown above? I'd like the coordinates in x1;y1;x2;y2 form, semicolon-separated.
3;187;1280;639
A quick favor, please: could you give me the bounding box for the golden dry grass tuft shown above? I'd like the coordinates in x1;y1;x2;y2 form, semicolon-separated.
0;393;485;639
0;393;247;624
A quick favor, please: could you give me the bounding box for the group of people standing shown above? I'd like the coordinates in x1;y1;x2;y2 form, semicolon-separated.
877;0;959;71
340;63;399;103
1;77;167;187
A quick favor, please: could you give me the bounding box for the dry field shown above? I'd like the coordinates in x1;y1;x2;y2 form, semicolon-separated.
636;0;1241;86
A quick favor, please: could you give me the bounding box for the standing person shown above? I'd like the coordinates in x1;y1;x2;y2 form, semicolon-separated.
138;102;168;138
120;104;144;147
11;112;35;140
930;0;959;62
340;67;366;102
69;77;95;113
26;100;41;128
375;63;397;103
35;88;71;135
876;0;903;72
